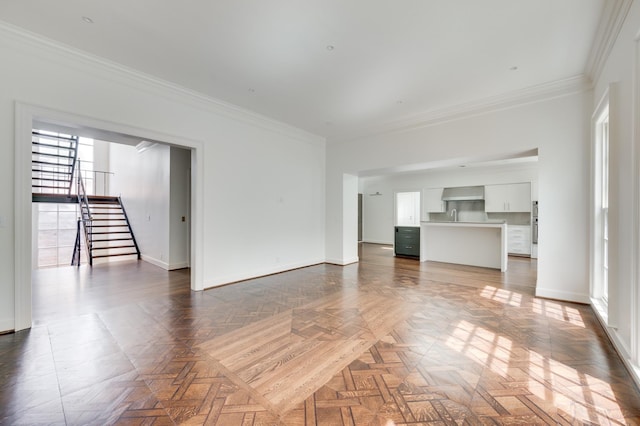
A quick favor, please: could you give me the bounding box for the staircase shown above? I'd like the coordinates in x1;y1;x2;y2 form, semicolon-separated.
71;163;140;266
76;195;141;266
31;131;78;200
30;130;141;266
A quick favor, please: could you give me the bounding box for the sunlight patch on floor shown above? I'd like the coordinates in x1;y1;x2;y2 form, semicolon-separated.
445;320;624;423
480;285;523;307
532;299;585;327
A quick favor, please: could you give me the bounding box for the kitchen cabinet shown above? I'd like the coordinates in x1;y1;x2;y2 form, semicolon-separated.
485;183;531;212
508;225;531;255
395;226;420;258
423;188;446;213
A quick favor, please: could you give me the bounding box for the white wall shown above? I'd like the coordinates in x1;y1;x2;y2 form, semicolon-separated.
327;90;591;304
591;1;640;385
108;143;191;270
0;24;326;332
170;147;190;269
109;143;172;268
360;163;538;244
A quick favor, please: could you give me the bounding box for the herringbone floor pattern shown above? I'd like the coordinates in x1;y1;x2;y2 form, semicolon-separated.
1;244;640;425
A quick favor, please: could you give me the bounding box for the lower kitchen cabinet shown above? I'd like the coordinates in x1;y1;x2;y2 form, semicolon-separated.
395;226;420;258
507;225;531;255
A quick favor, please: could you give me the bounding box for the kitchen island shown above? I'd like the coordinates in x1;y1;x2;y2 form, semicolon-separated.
420;221;508;271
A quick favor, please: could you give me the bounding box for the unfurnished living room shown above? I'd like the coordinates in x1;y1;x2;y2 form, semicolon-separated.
2;1;640;425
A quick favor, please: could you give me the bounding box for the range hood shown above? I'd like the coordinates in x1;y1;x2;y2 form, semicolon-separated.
441;186;484;201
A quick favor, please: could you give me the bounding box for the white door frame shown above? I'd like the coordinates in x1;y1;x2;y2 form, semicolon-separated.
14;102;205;331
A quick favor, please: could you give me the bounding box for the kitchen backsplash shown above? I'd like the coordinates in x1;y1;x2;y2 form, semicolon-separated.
486;212;531;225
428;200;531;225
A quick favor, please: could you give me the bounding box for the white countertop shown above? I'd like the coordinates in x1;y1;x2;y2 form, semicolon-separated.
421;221;506;228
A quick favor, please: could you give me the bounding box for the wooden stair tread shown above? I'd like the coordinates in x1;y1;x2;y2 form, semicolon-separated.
92;252;138;259
92;245;136;250
31;160;73;167
32;169;73;175
89;231;132;235
31;140;76;149
31;152;75;159
32;177;73;183
87;195;120;200
32;185;71;189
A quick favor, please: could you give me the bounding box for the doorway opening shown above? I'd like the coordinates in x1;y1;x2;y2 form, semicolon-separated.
14;103;205;331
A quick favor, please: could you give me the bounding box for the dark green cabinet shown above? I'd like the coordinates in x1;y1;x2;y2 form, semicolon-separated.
395;226;420;258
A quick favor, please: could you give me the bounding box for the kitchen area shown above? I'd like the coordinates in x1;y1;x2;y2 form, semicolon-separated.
420;184;535;271
360;158;538;272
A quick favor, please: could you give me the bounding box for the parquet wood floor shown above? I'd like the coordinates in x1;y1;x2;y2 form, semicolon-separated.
2;243;640;425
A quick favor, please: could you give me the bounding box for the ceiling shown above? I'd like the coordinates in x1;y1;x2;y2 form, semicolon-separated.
0;1;606;142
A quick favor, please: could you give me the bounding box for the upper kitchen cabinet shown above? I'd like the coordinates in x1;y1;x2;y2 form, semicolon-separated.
423;188;446;213
485;183;531;212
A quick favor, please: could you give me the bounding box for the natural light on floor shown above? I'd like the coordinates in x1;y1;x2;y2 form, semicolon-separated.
532;298;585;327
480;285;523;307
480;286;586;328
445;320;624;424
446;319;513;379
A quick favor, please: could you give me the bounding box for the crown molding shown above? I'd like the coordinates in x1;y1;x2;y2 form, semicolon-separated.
585;0;634;83
0;21;325;145
333;74;592;145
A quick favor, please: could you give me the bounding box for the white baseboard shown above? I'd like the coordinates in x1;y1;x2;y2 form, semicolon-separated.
168;261;189;270
0;318;15;334
325;256;359;266
591;298;640;390
204;258;325;289
535;287;590;304
141;254;169;270
140;255;188;271
361;239;393;245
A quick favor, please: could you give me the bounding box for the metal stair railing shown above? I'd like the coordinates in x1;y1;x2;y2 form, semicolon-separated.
68;136;79;195
72;160;94;266
118;196;141;260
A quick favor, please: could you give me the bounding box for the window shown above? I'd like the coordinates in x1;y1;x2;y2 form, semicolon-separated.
34;132;94;267
601;116;609;302
37;203;80;267
592;94;610;308
75;137;95;195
